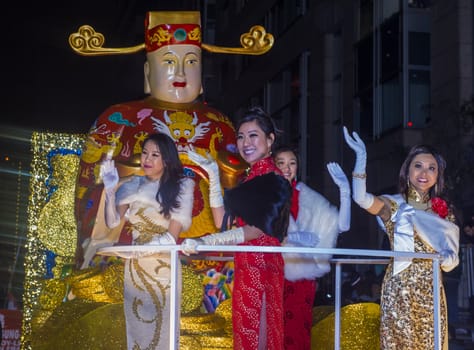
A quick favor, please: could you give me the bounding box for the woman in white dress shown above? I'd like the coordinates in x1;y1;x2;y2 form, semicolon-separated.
100;133;194;349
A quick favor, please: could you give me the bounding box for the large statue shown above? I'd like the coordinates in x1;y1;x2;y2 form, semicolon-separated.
70;11;274;268
22;11;275;350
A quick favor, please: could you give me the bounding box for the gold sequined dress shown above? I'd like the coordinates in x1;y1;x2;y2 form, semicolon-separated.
378;192;459;350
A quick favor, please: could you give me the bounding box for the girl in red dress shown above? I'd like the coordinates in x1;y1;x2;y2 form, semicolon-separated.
273;146;350;350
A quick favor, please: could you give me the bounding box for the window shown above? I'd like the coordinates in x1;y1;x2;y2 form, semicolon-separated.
358;0;373;40
408;69;430;128
267;0;306;37
380;14;400;81
263;53;309;177
355;34;373;94
354;0;430;137
408;0;431;9
382;0;399;21
381;76;402;131
409;31;430;66
266;58;302;146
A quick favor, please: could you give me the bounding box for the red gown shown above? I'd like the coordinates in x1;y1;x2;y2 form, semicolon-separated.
232;157;285;350
283;180;317;350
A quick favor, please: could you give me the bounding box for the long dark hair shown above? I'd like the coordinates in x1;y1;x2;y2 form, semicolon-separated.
398;144;447;199
143;133;184;218
235;106;282;153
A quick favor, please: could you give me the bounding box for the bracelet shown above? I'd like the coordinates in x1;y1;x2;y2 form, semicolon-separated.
352;172;367;179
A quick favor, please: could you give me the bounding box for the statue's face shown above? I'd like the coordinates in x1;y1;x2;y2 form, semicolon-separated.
145;44;202;104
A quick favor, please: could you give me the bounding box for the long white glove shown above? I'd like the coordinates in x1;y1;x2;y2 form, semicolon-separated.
181;227;245;255
187;150;223;208
100;158;119;192
327;162;351;232
146;232;176;245
343;126;374;209
100;158;121;228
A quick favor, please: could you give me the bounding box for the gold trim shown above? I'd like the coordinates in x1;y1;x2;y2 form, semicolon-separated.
202;25;274;55
69;25;273;56
407;184;430;203
69;25;145;56
352;172;367;179
147;11;201;28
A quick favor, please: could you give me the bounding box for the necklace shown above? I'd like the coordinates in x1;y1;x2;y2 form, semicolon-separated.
406;185;432;212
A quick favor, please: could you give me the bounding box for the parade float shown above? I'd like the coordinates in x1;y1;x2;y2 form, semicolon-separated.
19;9;381;350
21;10;273;349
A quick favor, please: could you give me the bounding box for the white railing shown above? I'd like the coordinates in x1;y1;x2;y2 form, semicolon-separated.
98;245;442;350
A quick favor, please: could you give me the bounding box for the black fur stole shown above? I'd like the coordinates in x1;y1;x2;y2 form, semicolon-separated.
223;172;292;242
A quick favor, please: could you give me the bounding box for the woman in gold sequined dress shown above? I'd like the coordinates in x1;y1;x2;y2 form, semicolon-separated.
343;127;459;349
101;133;194;349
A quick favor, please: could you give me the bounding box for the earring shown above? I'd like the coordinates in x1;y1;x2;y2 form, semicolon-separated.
434;184;438;194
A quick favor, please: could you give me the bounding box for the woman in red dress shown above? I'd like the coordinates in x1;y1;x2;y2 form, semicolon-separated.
183;106;291;349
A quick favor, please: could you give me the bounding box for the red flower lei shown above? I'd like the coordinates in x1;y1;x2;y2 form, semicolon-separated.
431;197;448;218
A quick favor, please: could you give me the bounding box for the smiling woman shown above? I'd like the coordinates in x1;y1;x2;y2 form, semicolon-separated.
140;137;166;180
343;127;460;350
183;106;293;350
101;133;194;349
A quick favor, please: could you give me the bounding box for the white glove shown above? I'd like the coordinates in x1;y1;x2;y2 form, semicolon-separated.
146;232;176;245
181;227;245;255
129;232;176;258
439;249;458;272
343;127;366;174
100;158;121;228
327;162;351;232
187;150;223;208
286;231;320;247
181;237;204;256
343;126;374;209
100;159;119;192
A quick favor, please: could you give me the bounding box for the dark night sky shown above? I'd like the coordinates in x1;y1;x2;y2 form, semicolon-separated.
1;1;197;134
0;0;200;301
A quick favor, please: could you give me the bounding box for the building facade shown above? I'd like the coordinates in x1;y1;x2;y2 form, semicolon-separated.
201;0;474;248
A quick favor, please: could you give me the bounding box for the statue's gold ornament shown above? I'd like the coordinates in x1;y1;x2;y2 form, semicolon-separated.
68;25;145;56
69;21;274;56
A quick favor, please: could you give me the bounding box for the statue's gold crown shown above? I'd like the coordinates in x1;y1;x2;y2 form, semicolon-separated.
69;11;274;56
